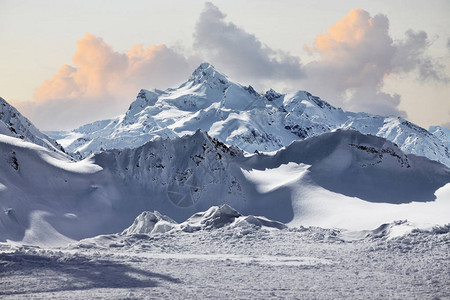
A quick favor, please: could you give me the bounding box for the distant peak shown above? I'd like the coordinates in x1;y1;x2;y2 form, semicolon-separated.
264;89;282;101
197;62;214;70
189;62;228;86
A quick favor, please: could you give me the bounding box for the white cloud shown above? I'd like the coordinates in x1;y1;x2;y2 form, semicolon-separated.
193;2;304;86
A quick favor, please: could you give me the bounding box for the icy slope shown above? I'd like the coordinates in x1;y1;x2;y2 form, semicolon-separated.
0;130;448;244
247;129;449;203
51;63;450;167
0;97;66;154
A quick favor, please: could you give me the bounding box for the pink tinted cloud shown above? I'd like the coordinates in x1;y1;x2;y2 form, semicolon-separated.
27;33;192;130
302;8;445;117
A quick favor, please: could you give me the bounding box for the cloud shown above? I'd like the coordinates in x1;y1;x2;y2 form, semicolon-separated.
17;5;448;131
393;30;448;82
28;33;192;130
193;2;303;86
301;8;446;117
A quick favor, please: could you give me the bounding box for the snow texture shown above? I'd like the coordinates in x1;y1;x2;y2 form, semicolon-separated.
0;221;448;299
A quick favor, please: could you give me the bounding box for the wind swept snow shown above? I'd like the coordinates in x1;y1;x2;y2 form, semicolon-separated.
241;162;309;193
1;222;448;299
21;211;76;247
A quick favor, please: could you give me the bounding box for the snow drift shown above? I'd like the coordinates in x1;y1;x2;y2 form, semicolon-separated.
121;205;287;235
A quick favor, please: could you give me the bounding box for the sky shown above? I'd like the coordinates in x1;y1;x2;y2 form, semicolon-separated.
1;0;449;131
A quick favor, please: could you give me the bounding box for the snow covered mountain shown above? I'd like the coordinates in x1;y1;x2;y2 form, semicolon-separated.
0;97;66;154
50;63;450;167
1;129;448;244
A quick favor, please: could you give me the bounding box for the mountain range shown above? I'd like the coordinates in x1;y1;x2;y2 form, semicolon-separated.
47;63;450;168
0;63;449;245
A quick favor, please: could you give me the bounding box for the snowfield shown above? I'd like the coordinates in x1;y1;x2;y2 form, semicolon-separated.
1;221;449;299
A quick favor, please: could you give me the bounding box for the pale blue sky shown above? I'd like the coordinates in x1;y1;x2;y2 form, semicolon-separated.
1;0;449;130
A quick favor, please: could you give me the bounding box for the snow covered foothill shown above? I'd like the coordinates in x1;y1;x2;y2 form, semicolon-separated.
0;134;108;245
48;63;450;167
1;128;449;245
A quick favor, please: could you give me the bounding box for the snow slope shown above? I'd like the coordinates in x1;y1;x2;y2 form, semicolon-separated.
1;129;448;243
50;63;450;167
0;97;66;155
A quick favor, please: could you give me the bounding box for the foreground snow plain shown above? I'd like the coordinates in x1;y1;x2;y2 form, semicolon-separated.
1;222;449;299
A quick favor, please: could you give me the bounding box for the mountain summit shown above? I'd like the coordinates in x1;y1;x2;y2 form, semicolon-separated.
189;62;229;86
49;63;450;167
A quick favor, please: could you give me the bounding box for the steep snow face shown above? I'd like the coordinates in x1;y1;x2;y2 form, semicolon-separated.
93;130;245;215
1;130;449;243
0;97;66;155
50;63;450;167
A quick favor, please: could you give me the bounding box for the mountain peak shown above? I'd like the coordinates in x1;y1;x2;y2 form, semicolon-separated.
189;62;229;86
